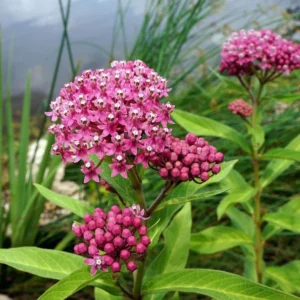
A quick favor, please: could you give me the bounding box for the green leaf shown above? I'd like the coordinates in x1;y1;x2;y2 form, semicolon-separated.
265;261;300;294
39;267;110;300
34;183;94;217
99;159;137;204
0;247;84;280
263;197;300;238
263;213;300;233
190;226;252;254
95;288;123;300
142;269;298;300
147;205;180;248
260;135;300;188
157;188;227;211
217;187;256;219
146;203;191;279
172;109;251;153
262;148;300;162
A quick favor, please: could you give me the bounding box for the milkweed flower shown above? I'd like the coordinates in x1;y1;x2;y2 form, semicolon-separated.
46;60;173;181
219;29;300;77
150;133;224;183
228;99;253;117
72;205;151;275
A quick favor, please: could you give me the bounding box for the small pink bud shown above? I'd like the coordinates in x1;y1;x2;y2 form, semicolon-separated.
88;220;96;230
208;154;216;163
111;261;121;273
74;245;79;254
180;172;189;181
89;238;97;246
77;243;87;254
138;226;147;236
136;243;147;254
212;164;221;174
200;172;209;182
171;168;180;178
104;232;114;242
84;214;93;224
113;236;124;248
127;236;137;246
133;217;142;228
115;214;123;224
196;138;205;147
106;222;115;232
88;245;98;256
170;152;178;162
111;205;121;214
159;168;169;178
165;162;173;170
122;228;132;239
95;218;105;228
185;133;197;145
104;243;115;253
95;234;105;245
120;249;131;260
191;167;200;176
112;225;122;235
83;231;93;241
80;224;88;233
95;228;104;235
103;255;114;266
123;216;132;226
215;152;224;163
174;161;183;169
199;153;208;162
141;236;151;246
122;208;132;217
201;162;210;171
107;211;116;218
127;261;137;272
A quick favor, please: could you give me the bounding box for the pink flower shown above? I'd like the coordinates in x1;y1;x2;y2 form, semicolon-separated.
84;256;108;275
81;161;102;183
129;204;149;220
109;155;133;178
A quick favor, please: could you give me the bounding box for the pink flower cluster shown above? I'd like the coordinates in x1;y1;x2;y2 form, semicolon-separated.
151;133;224;183
228;99;253;117
46;60;173;182
220;29;300;76
72;205;151;275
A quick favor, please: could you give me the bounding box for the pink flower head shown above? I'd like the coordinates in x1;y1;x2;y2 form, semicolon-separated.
129;204;149;220
228;99;253;117
220;29;300;77
73;205;151;275
46;60;173;181
150;133;224;184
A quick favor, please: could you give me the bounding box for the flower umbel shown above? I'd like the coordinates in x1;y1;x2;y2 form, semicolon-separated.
72;205;151;275
228;99;253;117
46;60;173;181
220;29;300;77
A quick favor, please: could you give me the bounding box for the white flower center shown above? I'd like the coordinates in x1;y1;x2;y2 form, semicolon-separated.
116;155;123;161
85;162;91;168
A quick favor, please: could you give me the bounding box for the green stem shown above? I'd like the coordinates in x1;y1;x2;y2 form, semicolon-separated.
250;81;264;283
128;166;146;210
133;261;145;300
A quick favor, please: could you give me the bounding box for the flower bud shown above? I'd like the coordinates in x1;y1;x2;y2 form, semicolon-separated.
185;133;197;145
111;261;121;273
127;261;137;272
212;164;221;174
136;243;147;254
120;249;131;260
141;236;151;246
127;236;137;246
104;243;115;253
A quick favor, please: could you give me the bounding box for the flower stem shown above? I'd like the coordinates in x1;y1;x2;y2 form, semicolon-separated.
133;260;145;300
128;166;146;210
249;80;264;283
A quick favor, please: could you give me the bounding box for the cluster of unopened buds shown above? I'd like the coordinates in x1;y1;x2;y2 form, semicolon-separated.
228;99;253;117
46;60;175;181
220;29;300;76
150;133;224;183
72;205;150;275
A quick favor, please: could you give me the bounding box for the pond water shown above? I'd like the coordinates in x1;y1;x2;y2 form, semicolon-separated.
0;0;298;115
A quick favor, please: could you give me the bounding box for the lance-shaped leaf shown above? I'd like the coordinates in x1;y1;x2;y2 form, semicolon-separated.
172;109;251;153
39;267;111;300
142;269;298;300
260;135;300;188
265;261;300;294
262;148;300;162
190;226;252;254
35;184;94;217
